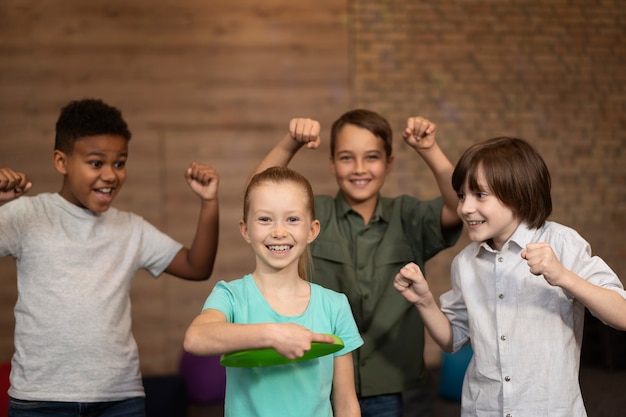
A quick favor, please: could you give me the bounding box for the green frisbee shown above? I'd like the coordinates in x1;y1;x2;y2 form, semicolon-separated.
220;334;344;368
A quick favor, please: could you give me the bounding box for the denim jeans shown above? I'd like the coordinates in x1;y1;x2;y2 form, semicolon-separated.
358;385;434;417
359;393;403;417
8;396;145;417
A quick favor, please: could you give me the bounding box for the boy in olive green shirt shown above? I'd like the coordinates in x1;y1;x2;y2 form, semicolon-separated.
250;110;461;417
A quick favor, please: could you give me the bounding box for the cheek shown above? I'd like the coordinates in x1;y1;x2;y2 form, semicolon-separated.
372;162;388;176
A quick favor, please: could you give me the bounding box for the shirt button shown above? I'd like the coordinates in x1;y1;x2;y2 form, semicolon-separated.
498;294;504;299
505;376;511;382
498;256;504;262
506;414;512;417
500;335;507;341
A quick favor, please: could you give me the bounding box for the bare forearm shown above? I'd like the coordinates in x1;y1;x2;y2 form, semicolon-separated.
416;143;460;228
186;199;219;279
184;320;276;356
168;198;219;281
247;134;303;187
560;271;626;330
414;292;455;352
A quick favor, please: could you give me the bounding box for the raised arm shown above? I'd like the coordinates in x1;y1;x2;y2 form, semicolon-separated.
0;168;32;203
402;117;461;229
247;118;321;187
393;262;454;351
523;242;626;330
165;162;219;281
183;308;335;357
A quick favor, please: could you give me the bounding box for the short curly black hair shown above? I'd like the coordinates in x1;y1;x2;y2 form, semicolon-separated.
54;98;132;154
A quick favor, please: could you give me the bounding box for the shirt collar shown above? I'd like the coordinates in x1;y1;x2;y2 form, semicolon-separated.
475;222;536;256
334;191;386;223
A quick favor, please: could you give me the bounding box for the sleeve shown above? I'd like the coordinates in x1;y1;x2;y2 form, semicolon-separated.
136;217;184;278
440;256;471;352
402;195;462;262
331;292;364;356
0;197;28;257
554;227;626;300
202;280;237;322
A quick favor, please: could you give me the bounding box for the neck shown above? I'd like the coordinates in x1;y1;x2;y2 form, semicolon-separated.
346;196;378;225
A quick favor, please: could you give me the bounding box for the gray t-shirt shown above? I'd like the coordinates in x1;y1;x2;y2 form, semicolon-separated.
0;193;183;402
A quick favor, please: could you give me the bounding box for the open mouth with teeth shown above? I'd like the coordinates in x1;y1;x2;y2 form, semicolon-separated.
93;187;115;205
266;245;293;254
466;220;485;227
350;179;370;187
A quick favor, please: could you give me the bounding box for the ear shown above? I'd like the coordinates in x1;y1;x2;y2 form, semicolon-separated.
239;219;251;244
52;150;69;175
385;154;395;175
307;219;321;244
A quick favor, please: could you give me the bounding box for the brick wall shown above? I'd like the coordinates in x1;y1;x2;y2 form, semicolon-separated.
351;0;626;362
0;0;624;375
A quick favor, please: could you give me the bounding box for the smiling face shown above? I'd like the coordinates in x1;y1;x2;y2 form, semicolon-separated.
329;123;394;215
456;165;521;251
240;180;320;275
54;134;128;213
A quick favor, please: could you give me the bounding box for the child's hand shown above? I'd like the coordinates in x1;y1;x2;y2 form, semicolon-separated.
288;118;321;149
402;116;437;151
0;168;32;202
185;162;219;201
521;242;567;287
393;262;431;304
271;323;335;359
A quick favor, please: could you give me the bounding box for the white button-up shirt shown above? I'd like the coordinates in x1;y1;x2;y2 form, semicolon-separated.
441;222;626;417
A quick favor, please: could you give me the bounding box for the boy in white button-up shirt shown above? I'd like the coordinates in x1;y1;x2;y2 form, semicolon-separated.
394;136;626;417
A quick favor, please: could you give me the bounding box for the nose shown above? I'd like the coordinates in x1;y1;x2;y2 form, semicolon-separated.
459;197;475;215
353;158;366;174
271;222;287;238
100;165;117;182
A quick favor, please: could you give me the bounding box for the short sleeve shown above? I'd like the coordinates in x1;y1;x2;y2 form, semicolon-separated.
202;280;237;322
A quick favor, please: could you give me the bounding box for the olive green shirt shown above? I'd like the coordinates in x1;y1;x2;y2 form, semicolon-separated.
311;192;461;397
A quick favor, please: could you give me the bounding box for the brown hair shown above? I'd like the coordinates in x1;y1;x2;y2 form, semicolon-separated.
452;137;552;229
243;166;316;280
330;109;393;159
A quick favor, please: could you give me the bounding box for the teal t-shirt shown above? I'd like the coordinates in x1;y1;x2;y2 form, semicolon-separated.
203;274;363;417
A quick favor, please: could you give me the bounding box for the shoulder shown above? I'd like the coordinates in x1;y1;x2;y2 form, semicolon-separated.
313;194;334;211
214;274;253;292
538;221;588;247
310;282;348;304
381;194;443;215
0;193;53;217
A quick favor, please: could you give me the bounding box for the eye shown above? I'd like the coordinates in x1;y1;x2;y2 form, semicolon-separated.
477;192;488;199
89;160;103;168
456;193;465;201
287;216;300;223
365;154;381;161
257;216;271;223
114;161;126;169
338;155;352;162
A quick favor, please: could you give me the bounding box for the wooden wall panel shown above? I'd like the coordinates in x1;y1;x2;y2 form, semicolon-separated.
1;0;625;377
0;0;350;375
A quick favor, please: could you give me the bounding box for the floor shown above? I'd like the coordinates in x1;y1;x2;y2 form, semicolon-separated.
184;364;626;417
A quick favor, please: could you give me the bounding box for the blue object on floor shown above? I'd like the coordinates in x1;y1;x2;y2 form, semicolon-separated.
438;344;473;402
